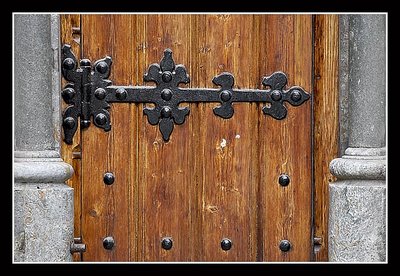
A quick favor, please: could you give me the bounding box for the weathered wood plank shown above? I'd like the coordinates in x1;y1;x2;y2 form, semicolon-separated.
128;15;140;262
313;14;339;261
193;14;259;261
136;15;194;261
105;14;133;261
258;15;313;261
81;15;130;261
81;14;112;261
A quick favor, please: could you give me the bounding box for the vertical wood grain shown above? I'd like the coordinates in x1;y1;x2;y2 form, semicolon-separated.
81;15;132;261
193;14;259;261
60;14;82;261
73;14;316;262
136;15;195;261
313;14;339;261
128;15;140;262
188;15;205;261
106;14;133;261
80;14;112;261
258;15;313;261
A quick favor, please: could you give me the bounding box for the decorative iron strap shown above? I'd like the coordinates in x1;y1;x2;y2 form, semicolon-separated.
61;44;310;143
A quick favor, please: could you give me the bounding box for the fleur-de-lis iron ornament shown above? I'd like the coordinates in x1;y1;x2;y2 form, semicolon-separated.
61;44;310;143
142;49;191;141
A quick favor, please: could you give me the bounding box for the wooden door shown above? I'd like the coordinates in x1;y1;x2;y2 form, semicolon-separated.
61;14;337;262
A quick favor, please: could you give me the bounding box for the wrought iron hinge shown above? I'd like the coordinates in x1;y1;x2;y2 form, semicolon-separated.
313;236;322;254
61;44;310;143
70;237;86;254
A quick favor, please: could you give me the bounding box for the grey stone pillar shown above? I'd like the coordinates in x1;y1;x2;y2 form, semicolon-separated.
14;14;74;262
329;14;386;262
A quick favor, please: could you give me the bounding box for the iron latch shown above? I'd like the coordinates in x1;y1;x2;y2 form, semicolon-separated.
70;237;86;254
61;44;310;143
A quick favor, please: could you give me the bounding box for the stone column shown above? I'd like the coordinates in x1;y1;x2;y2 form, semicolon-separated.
329;14;386;262
14;14;74;262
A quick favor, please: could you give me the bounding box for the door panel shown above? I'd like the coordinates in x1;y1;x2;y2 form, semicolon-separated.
81;15;133;261
193;15;260;261
258;15;312;261
136;15;195;261
313;15;339;261
64;14;313;261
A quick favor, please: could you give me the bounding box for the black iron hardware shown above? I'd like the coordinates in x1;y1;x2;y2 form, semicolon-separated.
221;238;232;251
103;172;115;185
103;236;115;250
313;237;322;254
61;44;310;143
70;237;86;254
278;174;290;187
161;237;173;250
279;240;291;252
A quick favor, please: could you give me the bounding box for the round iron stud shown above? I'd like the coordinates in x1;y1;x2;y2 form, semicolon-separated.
221;238;232;251
62;87;76;101
278;174;290;187
96;61;108;74
161;106;172;118
162;71;173;83
279;240;291;252
103;236;115;250
290;90;302;102
63;117;75;129
161;237;173;250
271;90;282;101
220;90;232;102
95;88;106;100
161;89;173;101
80;59;91;67
62;58;75;70
103;172;115;185
115;88;127;100
81;120;90;128
95;113;107;125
